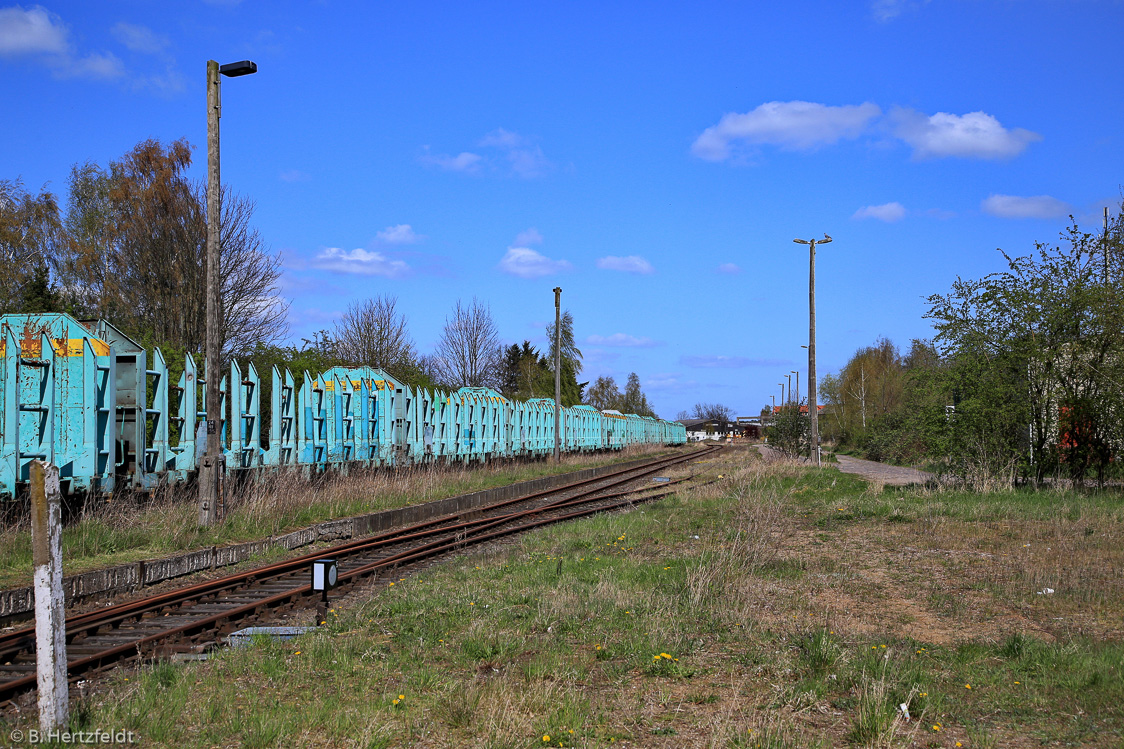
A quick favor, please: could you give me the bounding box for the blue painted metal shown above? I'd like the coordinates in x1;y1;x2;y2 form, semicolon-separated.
0;312;686;498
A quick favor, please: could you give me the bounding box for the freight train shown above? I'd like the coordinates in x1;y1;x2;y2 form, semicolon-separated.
0;313;686;499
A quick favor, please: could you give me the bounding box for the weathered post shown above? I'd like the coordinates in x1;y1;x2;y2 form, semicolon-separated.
200;58;222;526
553;287;562;464
30;460;68;731
794;234;831;467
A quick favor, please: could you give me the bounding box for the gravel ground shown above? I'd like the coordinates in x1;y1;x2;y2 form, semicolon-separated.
833;453;934;486
755;444;934;486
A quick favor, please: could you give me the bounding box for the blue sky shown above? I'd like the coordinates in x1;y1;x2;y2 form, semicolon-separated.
4;1;1122;419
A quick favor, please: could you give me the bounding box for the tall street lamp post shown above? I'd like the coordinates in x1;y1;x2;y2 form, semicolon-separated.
553;287;562;464
794;234;831;467
200;59;257;526
791;370;799;405
785;373;792;405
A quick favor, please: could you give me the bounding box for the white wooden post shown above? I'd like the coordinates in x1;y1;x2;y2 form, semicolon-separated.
31;460;68;731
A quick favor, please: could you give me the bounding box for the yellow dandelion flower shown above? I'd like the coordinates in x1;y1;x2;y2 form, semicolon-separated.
932;725;940;732
392;699;399;705
965;684;971;689
388;582;394;586
542;735;550;742
295;651;301;655
1014;681;1020;684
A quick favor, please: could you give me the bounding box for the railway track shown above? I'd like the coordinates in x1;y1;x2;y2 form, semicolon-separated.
0;444;723;705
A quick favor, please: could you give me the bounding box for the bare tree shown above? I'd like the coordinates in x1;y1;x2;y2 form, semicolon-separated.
432;297;503;388
621;372;656;417
692;402;733;421
334;294;417;372
585;375;622;411
214;188;289;355
0;178;63;312
58;139;288;354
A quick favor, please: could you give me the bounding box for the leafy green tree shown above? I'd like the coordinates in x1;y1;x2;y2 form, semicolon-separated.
768;404;808;459
925;214;1124;485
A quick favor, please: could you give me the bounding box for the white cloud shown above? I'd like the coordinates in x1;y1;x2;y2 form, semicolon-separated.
0;6;123;79
111;22;169;54
692;101;881;161
853;202;906;222
716;262;741;274
871;0;929;22
314;247;411;278
981;194;1072;219
424;130;552;178
680;355;790;368
420;150;482;173
585;333;660;348
59;51;123;79
891;108;1041;160
375;224;422;244
480;128;551;178
497;247;571;279
596;255;655;274
514;228;543;246
279;169;310;183
0;5;67;55
479;128;524;149
645;373;698;391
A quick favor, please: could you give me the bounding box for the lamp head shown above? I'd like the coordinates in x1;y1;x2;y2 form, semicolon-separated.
219;60;258;77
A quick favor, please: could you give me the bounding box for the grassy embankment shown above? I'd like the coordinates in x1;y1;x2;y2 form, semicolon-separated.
17;446;1124;747
0;445;672;590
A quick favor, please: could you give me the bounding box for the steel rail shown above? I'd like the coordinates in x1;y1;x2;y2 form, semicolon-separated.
0;446;714;656
0;446;720;700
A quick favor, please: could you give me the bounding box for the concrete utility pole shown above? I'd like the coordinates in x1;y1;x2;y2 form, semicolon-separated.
794;234;832;467
31;461;67;732
1105;206;1111;284
791;370;800;405
201;59;256;525
553;287;562;463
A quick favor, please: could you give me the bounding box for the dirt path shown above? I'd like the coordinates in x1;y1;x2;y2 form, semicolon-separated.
755;444;933;486
833;453;934;486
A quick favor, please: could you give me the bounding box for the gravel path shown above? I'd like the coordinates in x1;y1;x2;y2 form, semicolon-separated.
834;454;933;486
755;444;933;486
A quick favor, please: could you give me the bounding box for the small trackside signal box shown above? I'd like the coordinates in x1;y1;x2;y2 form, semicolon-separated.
311;559;338;592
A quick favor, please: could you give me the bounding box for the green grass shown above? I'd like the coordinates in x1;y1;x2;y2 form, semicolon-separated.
9;448;1123;746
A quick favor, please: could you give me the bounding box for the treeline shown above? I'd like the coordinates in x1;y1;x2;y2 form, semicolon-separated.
2;137;660;416
822;206;1124;487
2;139;287;357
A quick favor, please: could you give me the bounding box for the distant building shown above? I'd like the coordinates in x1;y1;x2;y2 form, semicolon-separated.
771;405;825;417
676;417;762;441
